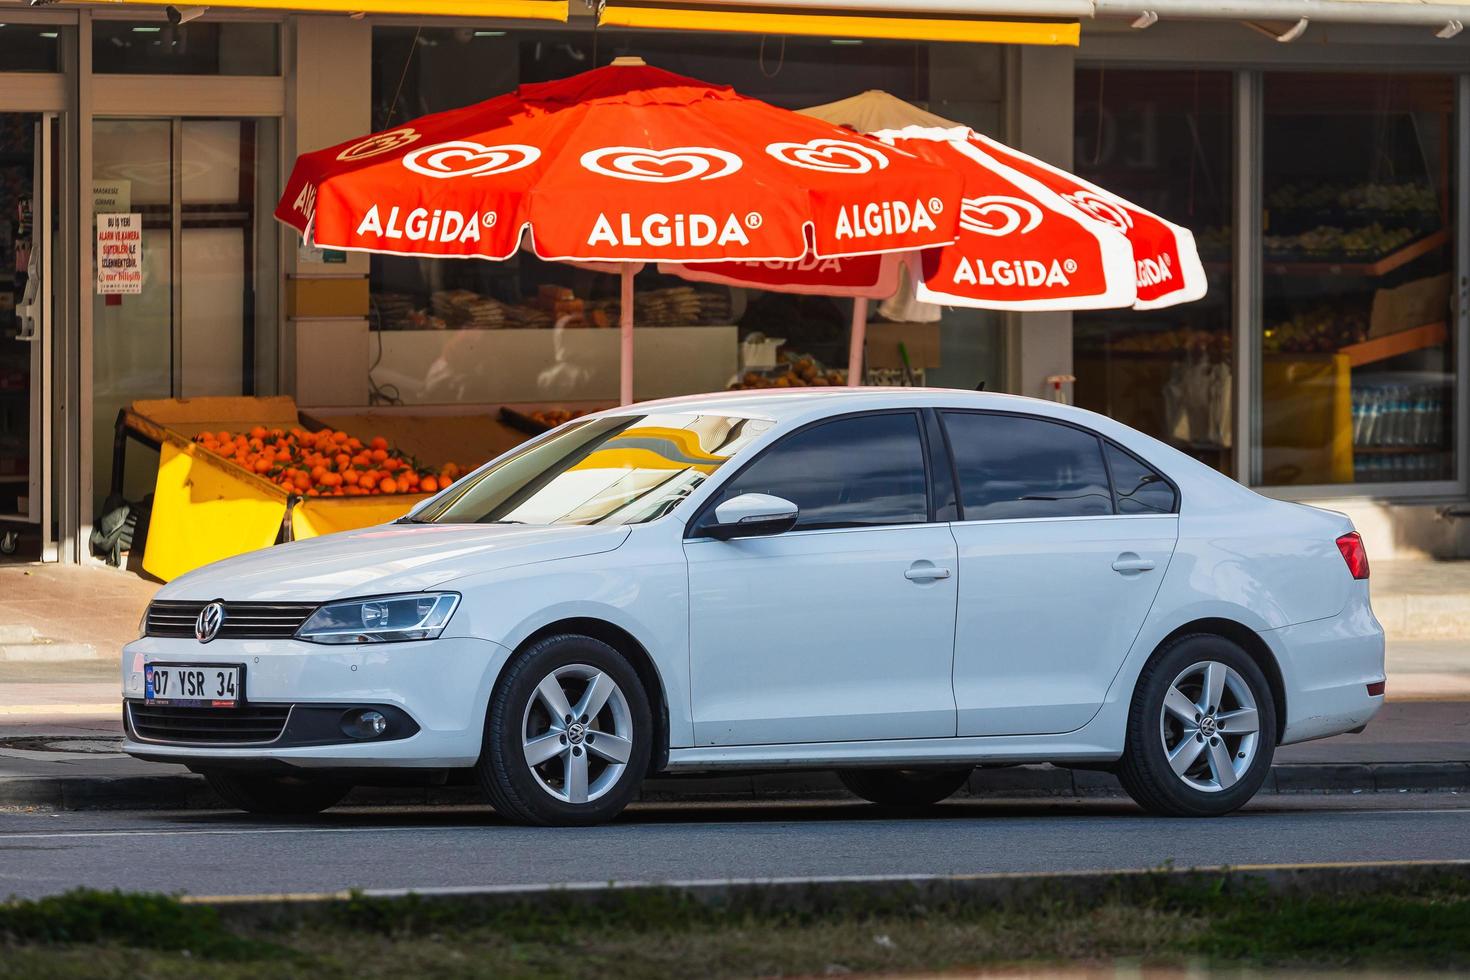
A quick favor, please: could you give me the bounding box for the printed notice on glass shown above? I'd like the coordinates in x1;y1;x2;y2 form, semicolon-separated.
97;213;143;295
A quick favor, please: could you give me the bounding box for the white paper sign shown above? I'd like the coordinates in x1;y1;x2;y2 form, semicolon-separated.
97;213;143;295
93;180;132;215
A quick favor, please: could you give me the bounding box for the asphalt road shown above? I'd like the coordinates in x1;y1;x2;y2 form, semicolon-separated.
2;795;1468;900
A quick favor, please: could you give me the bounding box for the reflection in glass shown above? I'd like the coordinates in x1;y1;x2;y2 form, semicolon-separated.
416;413;769;526
1259;73;1455;486
1073;69;1234;477
942;412;1113;520
715;412;929;530
92;21;279;76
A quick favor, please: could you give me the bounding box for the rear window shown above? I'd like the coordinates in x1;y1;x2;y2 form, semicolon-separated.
941;412;1113;520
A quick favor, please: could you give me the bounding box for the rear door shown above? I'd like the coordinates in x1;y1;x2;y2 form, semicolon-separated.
939;411;1179;736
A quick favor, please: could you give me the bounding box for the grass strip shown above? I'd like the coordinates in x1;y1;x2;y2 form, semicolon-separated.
3;870;1469;977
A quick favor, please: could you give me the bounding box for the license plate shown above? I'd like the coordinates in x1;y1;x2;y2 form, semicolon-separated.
145;663;241;707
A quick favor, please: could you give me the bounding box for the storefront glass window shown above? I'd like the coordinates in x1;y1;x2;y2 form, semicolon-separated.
92;117;280;508
362;29;1002;413
1072;69;1235;477
0;23;62;72
92;21;279;75
1257;73;1456;487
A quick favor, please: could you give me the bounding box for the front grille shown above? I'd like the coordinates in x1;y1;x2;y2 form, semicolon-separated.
145;601;318;640
127;701;292;745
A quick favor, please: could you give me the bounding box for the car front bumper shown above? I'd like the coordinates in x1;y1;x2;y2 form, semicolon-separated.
119;634;512;768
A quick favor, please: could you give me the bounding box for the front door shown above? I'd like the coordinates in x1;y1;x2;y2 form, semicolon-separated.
938;411;1179;737
685;411;958;746
0;112;53;557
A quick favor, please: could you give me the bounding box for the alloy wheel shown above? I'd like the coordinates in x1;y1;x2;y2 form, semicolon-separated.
521;663;634;805
1157;659;1261;793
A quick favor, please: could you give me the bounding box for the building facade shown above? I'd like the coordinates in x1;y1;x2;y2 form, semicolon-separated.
1;1;1466;563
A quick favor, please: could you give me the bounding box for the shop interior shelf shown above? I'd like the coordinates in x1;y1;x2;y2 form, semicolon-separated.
1352;445;1450;455
1262;228;1448;277
1339;320;1448;368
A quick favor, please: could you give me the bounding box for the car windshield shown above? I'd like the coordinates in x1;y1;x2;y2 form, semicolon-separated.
410;412;773;526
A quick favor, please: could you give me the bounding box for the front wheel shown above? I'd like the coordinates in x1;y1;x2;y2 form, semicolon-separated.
477;634;652;826
203;771;350;816
1116;634;1277;817
838;768;971;808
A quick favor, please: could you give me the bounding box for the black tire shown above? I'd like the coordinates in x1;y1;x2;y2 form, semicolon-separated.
477;633;652;827
203;771;350;816
1116;633;1277;818
838;768;971;807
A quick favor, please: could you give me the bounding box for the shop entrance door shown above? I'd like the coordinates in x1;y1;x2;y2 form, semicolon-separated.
0;113;54;557
91;117;279;512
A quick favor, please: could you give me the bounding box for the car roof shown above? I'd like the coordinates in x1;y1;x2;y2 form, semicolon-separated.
620;387;1062;424
604;387;1262;515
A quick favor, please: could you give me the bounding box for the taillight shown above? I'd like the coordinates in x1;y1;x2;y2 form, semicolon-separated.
1336;531;1370;580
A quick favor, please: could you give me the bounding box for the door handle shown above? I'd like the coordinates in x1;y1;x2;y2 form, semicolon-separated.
905;565;952;582
1111;556;1156;573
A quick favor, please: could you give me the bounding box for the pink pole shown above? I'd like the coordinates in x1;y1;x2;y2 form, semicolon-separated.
619;263;635;406
846;296;869;387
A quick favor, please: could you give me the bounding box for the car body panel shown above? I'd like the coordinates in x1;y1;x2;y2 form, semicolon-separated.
161;523;632;603
952;513;1178;736
685;523;958;745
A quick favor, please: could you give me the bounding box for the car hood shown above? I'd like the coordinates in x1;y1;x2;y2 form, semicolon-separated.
158;523;632;603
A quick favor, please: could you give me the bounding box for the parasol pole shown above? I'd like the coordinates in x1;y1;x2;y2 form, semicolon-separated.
619;262;635;406
846;296;869;387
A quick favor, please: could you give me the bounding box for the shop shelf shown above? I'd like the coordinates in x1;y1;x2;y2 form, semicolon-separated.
1339;321;1448;368
1262;228;1448;277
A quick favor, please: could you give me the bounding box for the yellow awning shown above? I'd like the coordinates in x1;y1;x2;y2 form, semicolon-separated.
598;4;1079;45
79;0;568;19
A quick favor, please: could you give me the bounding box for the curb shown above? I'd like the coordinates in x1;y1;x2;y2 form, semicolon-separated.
184;859;1470;923
2;761;1466;812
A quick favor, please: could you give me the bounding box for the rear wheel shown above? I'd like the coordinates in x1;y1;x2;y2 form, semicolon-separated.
204;771;350;816
1116;634;1276;817
838;768;971;807
477;634;652;826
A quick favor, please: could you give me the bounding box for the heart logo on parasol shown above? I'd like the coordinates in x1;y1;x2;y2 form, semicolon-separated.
1063;190;1135;232
766;138;889;174
580;146;744;183
338;128;421;162
958;196;1044;237
402;141;542;179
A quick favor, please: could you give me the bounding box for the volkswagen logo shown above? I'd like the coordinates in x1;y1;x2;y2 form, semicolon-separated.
195;602;226;644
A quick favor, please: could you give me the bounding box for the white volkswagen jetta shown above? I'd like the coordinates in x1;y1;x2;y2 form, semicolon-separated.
123;389;1385;825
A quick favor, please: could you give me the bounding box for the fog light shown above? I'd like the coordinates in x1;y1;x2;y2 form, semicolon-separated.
342;709;389;739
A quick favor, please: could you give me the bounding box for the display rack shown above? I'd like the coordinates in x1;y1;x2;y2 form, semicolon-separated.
1341;321;1448;368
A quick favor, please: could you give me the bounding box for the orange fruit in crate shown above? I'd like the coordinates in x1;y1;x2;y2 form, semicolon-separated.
378;477;398;495
420;476;438;493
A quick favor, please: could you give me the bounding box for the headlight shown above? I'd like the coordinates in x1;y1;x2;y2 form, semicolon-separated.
296;593;460;645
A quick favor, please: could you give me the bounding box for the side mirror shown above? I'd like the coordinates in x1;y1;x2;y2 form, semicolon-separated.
704;493;799;541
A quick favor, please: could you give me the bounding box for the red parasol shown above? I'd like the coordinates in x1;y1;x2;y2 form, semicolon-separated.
275;60;962;404
659;91;1207;386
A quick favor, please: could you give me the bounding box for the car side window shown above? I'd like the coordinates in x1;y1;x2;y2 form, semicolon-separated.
940;411;1112;520
1106;442;1177;514
702;412;929;532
